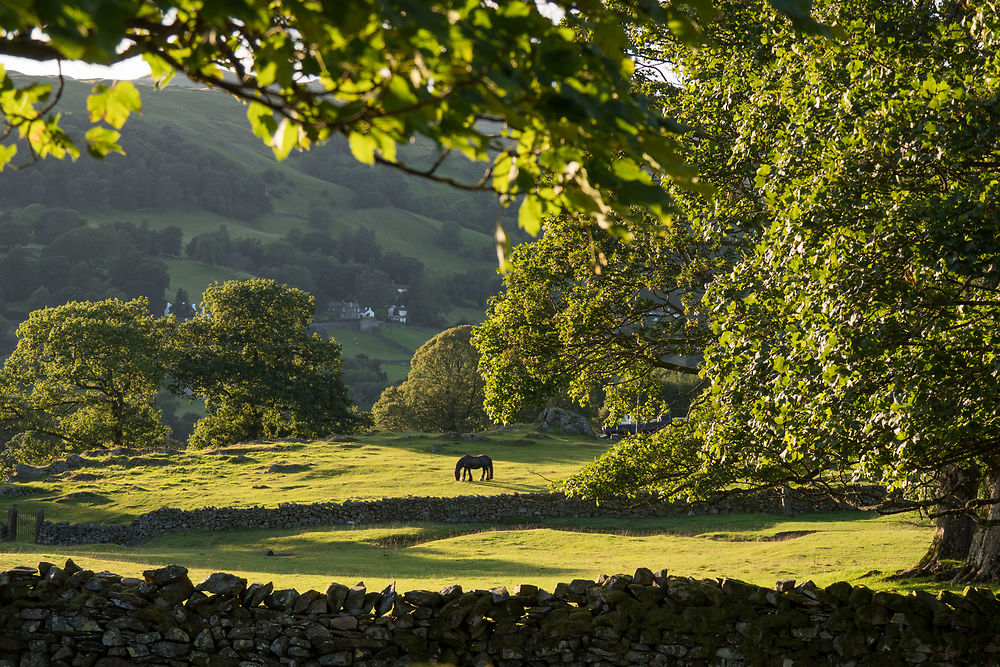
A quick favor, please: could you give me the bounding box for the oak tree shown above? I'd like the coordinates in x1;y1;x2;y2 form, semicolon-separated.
556;0;1000;581
474;213;717;424
171;279;361;448
0;298;170;463
372;325;489;433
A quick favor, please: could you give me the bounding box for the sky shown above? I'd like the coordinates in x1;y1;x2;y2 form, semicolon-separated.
0;54;151;80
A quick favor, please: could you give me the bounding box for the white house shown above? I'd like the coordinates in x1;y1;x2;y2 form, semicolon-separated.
388;305;408;324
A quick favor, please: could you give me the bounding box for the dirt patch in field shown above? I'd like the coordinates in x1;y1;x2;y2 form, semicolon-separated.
206;443;303;456
49;491;111;505
763;530;818;541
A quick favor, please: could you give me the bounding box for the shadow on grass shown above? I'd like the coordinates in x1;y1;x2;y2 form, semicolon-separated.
49;492;113;505
532;511;881;537
453;480;541;493
21;525;575;582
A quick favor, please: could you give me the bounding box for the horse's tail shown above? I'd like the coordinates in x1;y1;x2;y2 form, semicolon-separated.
487;456;494;480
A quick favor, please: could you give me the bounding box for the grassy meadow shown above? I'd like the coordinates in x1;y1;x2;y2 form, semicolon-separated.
0;428;946;595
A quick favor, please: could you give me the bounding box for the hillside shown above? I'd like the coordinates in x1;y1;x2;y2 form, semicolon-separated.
0;75;519;413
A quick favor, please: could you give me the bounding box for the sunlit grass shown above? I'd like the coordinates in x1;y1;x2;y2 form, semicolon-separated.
0;430;951;595
0;429;606;524
0;513;941;594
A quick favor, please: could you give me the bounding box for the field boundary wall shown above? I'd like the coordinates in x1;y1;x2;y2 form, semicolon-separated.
0;560;992;666
36;488;887;546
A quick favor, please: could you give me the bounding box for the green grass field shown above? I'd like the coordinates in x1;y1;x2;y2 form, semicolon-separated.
0;513;933;596
0;430;607;524
0;429;946;594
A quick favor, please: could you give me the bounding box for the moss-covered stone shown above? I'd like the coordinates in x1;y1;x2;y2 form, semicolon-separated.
847;585;874;606
854;602;891;626
592;610;628;635
833;629;869;658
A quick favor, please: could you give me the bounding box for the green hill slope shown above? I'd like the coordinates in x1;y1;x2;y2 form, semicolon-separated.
0;75;516;411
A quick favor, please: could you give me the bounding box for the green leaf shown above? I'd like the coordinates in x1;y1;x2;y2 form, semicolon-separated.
86;82;141;130
84;126;124;158
0;143;16;169
142;53;176;88
246;101;277;142
348;132;377;165
518;195;544;236
269;118;300;160
754;163;772;189
382;75;419;112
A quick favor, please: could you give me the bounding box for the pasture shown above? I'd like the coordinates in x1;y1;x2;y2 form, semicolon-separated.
0;429;943;594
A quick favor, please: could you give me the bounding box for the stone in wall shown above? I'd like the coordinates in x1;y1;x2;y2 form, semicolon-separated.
35;487;887;547
0;561;998;665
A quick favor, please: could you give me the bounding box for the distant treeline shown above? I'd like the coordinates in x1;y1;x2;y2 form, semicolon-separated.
0;205;172;323
0;118;272;221
0;115;525;245
0;204;500;333
184;224;500;325
288;135;527;242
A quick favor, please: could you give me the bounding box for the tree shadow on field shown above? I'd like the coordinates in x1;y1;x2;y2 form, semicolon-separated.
59;525;575;583
455;480;539;493
533;511;881;538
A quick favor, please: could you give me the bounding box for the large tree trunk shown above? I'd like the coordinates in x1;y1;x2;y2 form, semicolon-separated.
893;465;978;579
954;466;1000;583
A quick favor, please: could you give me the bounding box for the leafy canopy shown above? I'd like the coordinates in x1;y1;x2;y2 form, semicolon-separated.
474;212;716;425
0;0;819;243
0;298;170;463
557;0;1000;526
372;325;489;433
171;279;361;448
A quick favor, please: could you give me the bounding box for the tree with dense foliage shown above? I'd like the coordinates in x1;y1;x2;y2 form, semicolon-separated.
171;279;361;448
0;1;820;245
0;298;170;464
551;0;1000;581
372;326;489;433
474;213;718;424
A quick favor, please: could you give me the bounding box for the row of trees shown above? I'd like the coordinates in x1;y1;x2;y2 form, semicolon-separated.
0;117;272;220
290;140;527;243
0;205;500;346
0;279;363;468
183;225;499;325
0;206;182;321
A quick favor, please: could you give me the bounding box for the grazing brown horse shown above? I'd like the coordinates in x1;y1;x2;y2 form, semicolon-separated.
455;454;493;481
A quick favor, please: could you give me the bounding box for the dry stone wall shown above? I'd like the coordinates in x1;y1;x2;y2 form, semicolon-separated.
36;488;887;547
0;560;996;666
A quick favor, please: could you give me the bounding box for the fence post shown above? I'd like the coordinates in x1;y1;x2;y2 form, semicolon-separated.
6;506;16;542
781;485;793;516
34;509;43;544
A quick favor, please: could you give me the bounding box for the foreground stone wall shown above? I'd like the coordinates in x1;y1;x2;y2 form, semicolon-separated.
1;560;996;666
36;488;887;547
